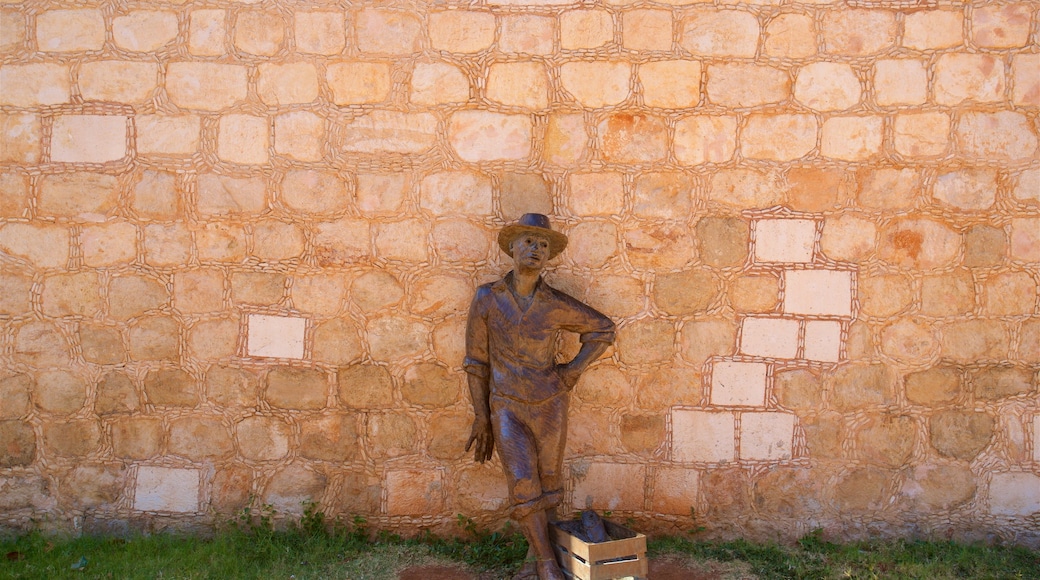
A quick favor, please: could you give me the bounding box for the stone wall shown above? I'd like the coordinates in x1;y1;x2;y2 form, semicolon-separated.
1;0;1038;545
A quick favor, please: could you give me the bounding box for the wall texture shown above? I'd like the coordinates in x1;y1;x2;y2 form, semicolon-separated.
0;0;1038;545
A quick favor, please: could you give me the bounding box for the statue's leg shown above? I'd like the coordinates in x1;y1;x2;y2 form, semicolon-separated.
518;510;565;580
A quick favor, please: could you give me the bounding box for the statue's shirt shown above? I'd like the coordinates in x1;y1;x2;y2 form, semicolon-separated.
464;273;615;403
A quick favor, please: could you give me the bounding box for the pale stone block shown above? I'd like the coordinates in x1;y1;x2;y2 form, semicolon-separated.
234;11;285;56
560;61;631;108
1014;169;1040;204
617;318;674;365
652;467;698;515
754;218;816;263
247;314;305;359
0;8;25;54
113;11;178;53
356;9;422;55
136;115;201;156
313;318;363;365
680;10;758;58
560;9;613;50
144;223;192;267
486;62;549;109
500;14;554;55
1012;53;1040;107
410;62;469;106
128;316;178;361
858;168;920;210
711;361;768;406
544;114;586;166
258;63;319;106
640;60;701;109
903;10;962;51
740;317;799;359
110;275;167;320
707;64;790;108
0;171;29;218
189;9;225;56
1011;218;1040;263
599;113;668;164
632;172;692;220
432;219;492;263
231;272;285;306
386;469;445;516
873;59;927;107
448;111;531;162
252;220;305;261
741;114;816;161
794;62;861;111
672;409;736;462
0;270;32;316
894;112;950;158
0;113;39;163
568;221;619;269
1034;416;1040;462
81;221;138;267
357;173;408;215
197;174;266;216
135;467;199;512
168;416;234;460
218;114;269;165
623;9;672;51
933;169;997;211
859;274;913;318
295;11;345;55
983;272;1036;316
36;370;87;414
166;62;248;111
500;173;552;220
14;322;71;367
709;169;783;209
237;416;291;460
568;172;624;216
420;171;492;216
989;472;1040;516
956;111;1037;162
934;54;1005;106
38;172;119;218
729;275;779;313
0;63;70;107
784;269;853;317
292;274;348;316
763;13;815;59
341;111;437;153
313;218;370;264
374;220;430;262
941;320;1010;363
804;320;842;362
274;111;323;162
41;271;101;317
572;463;645;511
821;116;883;161
175;270;225;314
281;170;348;214
429;11;494;53
740;412;795;460
78;61;159;104
51;116;128;163
37;9;104;52
366;315;428;361
821;9;896;56
972;3;1033;49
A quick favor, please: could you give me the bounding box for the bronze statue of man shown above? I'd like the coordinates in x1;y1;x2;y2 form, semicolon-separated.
464;213;615;580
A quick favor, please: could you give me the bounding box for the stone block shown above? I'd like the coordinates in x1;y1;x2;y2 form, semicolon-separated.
500;14;553;54
79;61;158;104
620;414;665;454
131;171;180;219
873;59;927;107
617;318;674;365
337;365;394;409
881;317;940;365
774;369;822;410
79;323;124;365
1013;169;1040;204
973;366;1034;401
754;219;816;263
0;374;31;420
300;413;358;461
794;62;861;111
623;9;672;51
972;3;1033;48
636;367;702;411
0;171;30;218
263;464;326;515
110;417;161;459
14;322;71;367
410;62;469;106
188;9;225;56
246;314;306;360
367;413;417;458
584;275;642;320
61;464;123;509
174;269;224;315
742;114;816;161
763;13;816;59
707;64;789;108
0;270;31;317
312;218;369;266
135;466;199;513
448;111;532;161
858;275;912;319
680;10;758;58
295;11;345;55
633;172;692;219
42;419;101;458
313;318;363;366
544;113;587;166
355;173;407;215
410;274;470;319
386;468;444;516
236;416;291;460
230;272;284;307
137;115;201;156
901;464;976;511
740;318;799;359
894;112;950;158
37;8;104;52
112;10;178;52
729;275;779;313
560;9;612;50
821;9;896;56
337;471;381;515
989;472;1040;516
96;371;140;415
905;367;960;406
373;219;429;262
1011;218;1040;262
740;412;795;461
432;317;466;367
419;171;492;217
855;413;915;467
253;220;305;261
367;315;428;362
81;221;137;267
144;368;197;407
258;63;319;106
499;173;552;221
983;272;1036;316
930;410;993;460
274;111;323;162
169;415;234;460
0;113;39;163
783;269;852;317
821;116;883;161
217;114;269;165
210;465;252;515
696;216;750;267
711;361;768;406
431;220;491;264
933;54;1005;106
819;215;876;263
560;61;631;108
455;464;509;513
956;111;1037;162
828;363;895;411
0;420;34;467
672;409;735;463
572;462;645;511
424;410;468;460
804;320;842;362
341;111;437;153
35;370;86;415
266;367;326;410
654;269;718;315
700;467;750;519
599;113;669;164
857;168;919;210
941;320;1009;363
51;116;127;164
0;63;70;107
674;115;736;165
567;173;623;217
568;406;616;457
428;10;494;53
166;62;248;111
128;316;178;361
903;10;962;50
206;366;258;409
1012;53;1040;107
233;11;285;56
880;218;961;270
41;271;100;318
651;466;698;515
486;61;549;109
0;8;25;54
832;467;892;512
356;9;422;55
350;271;404;313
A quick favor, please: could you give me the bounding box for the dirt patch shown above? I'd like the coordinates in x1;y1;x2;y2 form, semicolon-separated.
649;555;758;580
397;564;479;580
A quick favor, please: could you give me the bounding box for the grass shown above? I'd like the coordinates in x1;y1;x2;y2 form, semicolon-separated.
1;516;1038;579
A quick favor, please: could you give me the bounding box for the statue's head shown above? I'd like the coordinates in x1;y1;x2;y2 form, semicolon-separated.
498;214;568;268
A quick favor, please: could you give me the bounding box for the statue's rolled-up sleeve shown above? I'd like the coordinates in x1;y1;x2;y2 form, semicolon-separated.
464;288;491;380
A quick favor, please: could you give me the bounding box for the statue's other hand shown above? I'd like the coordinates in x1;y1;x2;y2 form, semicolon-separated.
556;363;581;390
465;417;494;463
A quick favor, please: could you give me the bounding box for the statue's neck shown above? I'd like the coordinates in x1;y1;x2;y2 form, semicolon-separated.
510;270;540;298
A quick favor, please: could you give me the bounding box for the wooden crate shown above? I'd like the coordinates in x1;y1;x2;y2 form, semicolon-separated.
548;519;647;580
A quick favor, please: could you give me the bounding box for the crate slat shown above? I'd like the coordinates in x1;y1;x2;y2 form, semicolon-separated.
549;520;648;580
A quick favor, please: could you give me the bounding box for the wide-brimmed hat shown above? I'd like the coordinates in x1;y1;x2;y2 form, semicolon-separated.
498;213;568;259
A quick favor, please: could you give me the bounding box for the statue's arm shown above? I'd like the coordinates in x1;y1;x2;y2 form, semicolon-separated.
557;340;609;389
555;293;616;389
463;288;494;463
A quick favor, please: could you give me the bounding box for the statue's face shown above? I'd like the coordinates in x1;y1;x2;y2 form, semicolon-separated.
511;233;550;271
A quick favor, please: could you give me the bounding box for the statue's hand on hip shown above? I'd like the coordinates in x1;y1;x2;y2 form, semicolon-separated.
465;416;494;463
556;363;582;391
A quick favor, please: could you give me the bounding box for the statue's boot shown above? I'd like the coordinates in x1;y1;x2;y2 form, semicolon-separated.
512;546;537;579
518;510;565;580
